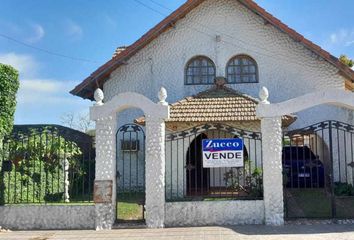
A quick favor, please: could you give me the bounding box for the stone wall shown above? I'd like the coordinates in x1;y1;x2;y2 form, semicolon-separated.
165;200;264;226
0;205;95;230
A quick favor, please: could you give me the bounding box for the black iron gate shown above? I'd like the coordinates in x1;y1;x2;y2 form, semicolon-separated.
165;123;263;202
116;123;145;222
283;120;354;219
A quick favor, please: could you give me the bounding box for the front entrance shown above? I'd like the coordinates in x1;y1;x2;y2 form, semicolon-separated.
116;123;145;223
283;120;354;219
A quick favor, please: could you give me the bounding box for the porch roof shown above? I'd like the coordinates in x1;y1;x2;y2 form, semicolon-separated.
135;84;296;126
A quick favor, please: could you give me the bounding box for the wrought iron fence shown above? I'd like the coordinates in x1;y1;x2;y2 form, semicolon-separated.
165;123;263;202
283;120;354;219
0;126;95;204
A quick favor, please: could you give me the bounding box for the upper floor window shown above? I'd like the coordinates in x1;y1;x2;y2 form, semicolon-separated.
226;55;258;83
185;56;216;85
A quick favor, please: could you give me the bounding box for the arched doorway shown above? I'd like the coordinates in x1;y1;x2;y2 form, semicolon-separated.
184;130;253;198
186;133;209;196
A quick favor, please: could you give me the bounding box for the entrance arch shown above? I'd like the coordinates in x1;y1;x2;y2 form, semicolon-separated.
90;89;169;229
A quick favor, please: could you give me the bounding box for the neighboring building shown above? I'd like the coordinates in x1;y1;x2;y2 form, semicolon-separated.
71;0;354;227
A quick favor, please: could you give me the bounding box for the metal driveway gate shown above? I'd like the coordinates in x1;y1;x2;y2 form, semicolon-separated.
283;120;354;219
116;124;145;222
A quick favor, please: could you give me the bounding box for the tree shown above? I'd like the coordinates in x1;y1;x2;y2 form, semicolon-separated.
339;55;354;68
0;64;20;138
60;112;94;133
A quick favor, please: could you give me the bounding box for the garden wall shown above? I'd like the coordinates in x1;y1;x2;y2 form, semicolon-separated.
0;205;95;230
165;200;264;226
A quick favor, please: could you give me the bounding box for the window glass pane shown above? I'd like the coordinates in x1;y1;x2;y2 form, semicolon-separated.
236;75;241;83
243;66;249;73
185;57;215;84
250;75;256;82
236;66;241;74
242;58;249;65
227;56;258;83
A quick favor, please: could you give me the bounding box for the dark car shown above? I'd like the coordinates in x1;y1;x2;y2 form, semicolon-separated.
282;146;325;188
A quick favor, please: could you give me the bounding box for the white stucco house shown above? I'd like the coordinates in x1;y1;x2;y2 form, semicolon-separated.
71;0;354;229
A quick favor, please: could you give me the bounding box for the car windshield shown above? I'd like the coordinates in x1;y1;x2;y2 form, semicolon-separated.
283;146;317;160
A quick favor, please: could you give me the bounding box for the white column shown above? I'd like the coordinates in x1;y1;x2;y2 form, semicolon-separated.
144;88;168;228
257;86;284;225
94;114;117;230
261;116;284;225
145;115;166;228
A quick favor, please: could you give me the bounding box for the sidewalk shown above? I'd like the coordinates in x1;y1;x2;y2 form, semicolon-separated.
1;224;354;240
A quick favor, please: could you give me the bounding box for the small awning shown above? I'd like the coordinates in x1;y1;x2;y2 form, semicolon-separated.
136;84;296;127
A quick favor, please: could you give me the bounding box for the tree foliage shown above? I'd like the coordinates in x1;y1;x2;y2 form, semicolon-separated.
0;64;20;138
339;55;354;68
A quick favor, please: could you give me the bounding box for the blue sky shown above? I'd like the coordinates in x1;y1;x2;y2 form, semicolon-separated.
0;0;353;125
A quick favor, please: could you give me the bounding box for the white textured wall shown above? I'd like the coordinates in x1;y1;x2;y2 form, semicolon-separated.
103;0;351;129
165;200;264;226
0;205;95;230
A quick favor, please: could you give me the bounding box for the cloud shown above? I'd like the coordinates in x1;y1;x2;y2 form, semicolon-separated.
17;78;79;104
0;52;38;77
0;20;44;43
0;52;84;106
64;19;83;40
26;23;45;43
328;29;354;47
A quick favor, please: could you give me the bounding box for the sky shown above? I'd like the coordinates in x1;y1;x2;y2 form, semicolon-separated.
0;0;353;125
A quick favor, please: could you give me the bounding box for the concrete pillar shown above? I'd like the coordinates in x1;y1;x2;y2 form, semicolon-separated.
145;115;166;228
257;86;284;225
93;114;117;230
261;116;284;225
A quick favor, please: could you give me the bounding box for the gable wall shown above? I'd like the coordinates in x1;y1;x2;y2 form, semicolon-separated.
104;0;352;129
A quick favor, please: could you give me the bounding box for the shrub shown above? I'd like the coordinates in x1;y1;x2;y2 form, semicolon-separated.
334;182;354;196
0;64;19;138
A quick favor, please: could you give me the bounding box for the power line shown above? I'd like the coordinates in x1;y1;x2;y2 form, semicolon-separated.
0;33;99;64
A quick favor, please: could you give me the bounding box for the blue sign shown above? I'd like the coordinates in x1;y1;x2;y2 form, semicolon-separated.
202;138;244;168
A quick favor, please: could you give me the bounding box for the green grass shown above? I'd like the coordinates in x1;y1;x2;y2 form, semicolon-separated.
286;188;331;218
117;192;144;221
286;188;354;219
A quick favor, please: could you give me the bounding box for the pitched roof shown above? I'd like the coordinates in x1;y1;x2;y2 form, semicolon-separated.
135;84;296;126
70;0;354;100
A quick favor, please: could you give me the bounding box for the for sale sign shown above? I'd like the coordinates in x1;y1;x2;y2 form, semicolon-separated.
202;138;244;168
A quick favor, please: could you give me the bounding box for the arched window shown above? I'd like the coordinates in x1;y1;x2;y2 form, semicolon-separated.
185;56;216;85
226;55;258;83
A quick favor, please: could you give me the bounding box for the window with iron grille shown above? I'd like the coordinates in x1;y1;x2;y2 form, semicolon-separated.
226;55;258;83
185;56;216;85
121;140;140;152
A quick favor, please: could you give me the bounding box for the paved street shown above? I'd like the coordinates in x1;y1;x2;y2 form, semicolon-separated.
1;224;354;240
